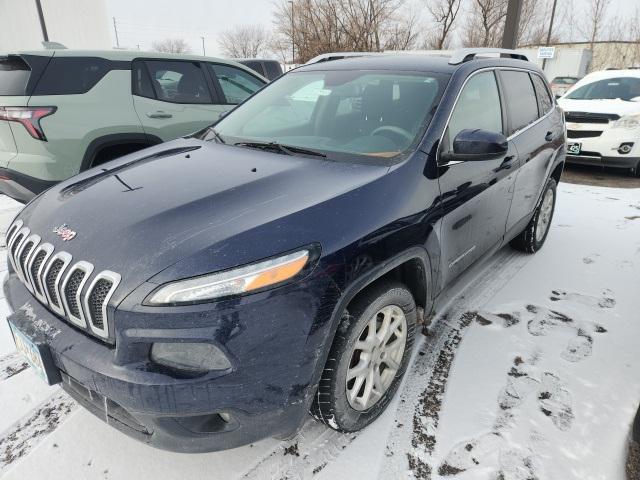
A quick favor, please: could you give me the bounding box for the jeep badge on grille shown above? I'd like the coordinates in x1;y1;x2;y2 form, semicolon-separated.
53;224;77;241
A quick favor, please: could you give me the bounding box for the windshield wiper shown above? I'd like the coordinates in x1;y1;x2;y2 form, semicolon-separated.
209;128;226;144
234;141;326;158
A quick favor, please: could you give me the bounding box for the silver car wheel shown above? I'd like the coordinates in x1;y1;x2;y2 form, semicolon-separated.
535;188;554;243
346;305;407;411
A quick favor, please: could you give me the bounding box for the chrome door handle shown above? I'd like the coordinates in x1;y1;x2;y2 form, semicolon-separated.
147;112;173;119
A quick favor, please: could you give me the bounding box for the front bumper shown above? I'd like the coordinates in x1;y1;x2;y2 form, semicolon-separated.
565;124;640;170
4;270;341;452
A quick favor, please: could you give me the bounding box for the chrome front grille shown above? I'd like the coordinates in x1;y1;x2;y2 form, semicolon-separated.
5;220;120;341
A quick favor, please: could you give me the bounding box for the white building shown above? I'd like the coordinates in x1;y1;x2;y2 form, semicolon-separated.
0;0;111;52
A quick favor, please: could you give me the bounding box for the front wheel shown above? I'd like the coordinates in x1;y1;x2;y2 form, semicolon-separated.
311;281;416;432
510;177;557;253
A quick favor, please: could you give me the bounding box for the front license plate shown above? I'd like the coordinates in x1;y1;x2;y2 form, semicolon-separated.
8;319;60;385
567;142;582;155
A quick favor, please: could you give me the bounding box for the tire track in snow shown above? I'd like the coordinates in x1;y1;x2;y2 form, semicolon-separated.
380;248;532;479
0;352;29;382
0;390;77;473
241;420;354;479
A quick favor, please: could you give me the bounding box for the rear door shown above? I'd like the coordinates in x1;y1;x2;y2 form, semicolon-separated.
132;59;227;141
503;70;564;231
438;70;519;285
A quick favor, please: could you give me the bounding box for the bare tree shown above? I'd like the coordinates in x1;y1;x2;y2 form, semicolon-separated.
383;11;420;50
219;24;270;58
462;0;508;48
151;38;191;54
578;0;611;49
423;0;462;50
271;0;412;63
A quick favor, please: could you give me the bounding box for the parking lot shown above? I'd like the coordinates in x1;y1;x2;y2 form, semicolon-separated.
0;169;638;479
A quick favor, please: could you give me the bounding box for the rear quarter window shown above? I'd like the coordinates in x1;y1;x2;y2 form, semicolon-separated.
500;70;539;135
0;56;31;96
531;74;554;116
32;57;114;95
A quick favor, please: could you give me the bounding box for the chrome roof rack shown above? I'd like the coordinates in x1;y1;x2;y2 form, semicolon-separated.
448;48;529;65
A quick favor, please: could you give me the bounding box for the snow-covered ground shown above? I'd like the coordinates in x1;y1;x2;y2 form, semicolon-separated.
0;181;638;480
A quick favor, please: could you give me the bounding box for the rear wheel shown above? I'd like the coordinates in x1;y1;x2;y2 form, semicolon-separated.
311;281;416;432
510;178;557;253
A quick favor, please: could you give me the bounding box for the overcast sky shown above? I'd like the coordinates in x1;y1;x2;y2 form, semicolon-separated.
105;0;637;57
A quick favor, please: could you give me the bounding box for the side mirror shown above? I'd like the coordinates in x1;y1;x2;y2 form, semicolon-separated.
440;129;508;164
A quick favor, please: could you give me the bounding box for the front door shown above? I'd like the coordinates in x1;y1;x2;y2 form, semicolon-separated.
132;59;228;142
437;70;519;286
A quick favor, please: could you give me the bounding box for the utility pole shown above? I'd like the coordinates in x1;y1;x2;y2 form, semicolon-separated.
288;1;295;65
542;0;558;71
34;0;49;42
501;0;522;50
201;36;206;56
113;17;120;48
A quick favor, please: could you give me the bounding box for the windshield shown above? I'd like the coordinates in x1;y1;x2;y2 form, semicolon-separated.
204;70;449;163
565;76;640;101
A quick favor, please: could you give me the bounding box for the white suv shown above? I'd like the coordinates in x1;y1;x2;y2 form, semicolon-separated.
558;69;640;175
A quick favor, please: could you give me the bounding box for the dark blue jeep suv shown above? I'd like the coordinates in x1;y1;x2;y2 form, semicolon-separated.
3;49;565;452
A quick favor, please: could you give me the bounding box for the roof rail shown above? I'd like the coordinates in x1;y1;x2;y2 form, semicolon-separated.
449;48;528;65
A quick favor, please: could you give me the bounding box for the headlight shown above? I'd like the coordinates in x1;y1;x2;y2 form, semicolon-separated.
611;113;640;129
147;249;311;305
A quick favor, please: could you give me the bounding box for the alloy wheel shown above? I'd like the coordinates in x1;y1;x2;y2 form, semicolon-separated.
346;305;407;411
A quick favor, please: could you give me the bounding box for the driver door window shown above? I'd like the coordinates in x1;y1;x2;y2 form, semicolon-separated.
443;71;503;153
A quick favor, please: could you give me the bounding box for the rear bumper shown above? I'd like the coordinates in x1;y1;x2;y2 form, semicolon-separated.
4;270;341;452
0;167;57;203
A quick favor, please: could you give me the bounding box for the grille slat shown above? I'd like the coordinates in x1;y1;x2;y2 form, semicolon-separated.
64;269;86;318
45;259;65;307
30;251;47;295
87;279;113;329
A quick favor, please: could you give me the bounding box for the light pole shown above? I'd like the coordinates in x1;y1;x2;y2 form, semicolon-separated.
542;0;558;72
35;0;49;42
201;36;206;56
289;1;295;65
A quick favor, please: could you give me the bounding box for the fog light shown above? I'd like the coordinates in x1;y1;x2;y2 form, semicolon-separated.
618;143;634;154
150;342;232;372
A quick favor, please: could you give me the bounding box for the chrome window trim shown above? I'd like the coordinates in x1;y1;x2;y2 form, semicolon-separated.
60;261;95;328
16;234;41;293
42;251;72;317
436;67;555;167
84;270;121;339
26;243;54;304
9;227;30;282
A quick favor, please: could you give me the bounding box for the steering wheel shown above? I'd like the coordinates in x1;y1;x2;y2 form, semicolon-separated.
371;125;414;146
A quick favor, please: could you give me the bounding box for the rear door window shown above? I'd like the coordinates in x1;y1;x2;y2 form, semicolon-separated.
33;57;113;95
209;64;265;104
142;60;212;104
0;56;31;96
500;70;540;135
531;74;554;116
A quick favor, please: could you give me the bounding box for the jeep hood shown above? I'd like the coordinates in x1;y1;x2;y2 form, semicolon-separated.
17;138;389;294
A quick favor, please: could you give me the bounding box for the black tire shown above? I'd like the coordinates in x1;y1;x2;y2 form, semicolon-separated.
311;280;416;432
510;177;557;253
